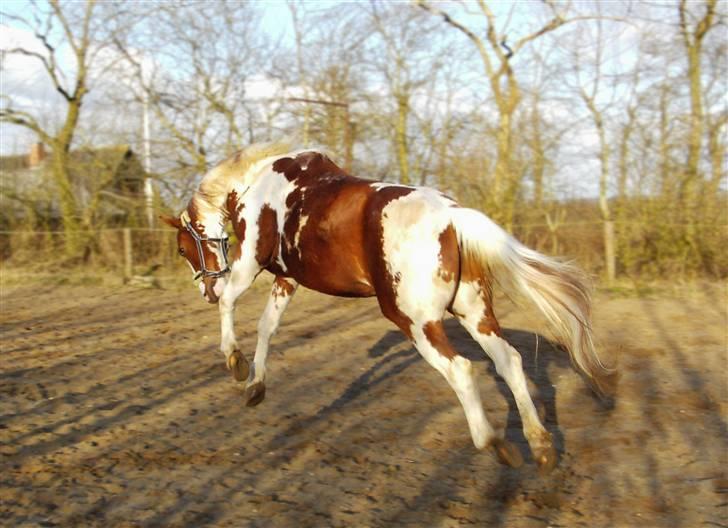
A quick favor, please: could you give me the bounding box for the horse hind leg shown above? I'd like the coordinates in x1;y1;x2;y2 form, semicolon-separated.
405;318;523;468
451;281;557;473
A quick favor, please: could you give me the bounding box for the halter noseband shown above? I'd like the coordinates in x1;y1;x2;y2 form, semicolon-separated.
180;211;231;281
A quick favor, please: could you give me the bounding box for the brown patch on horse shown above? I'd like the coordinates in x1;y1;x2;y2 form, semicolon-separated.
186;201;206;233
176;229;201;270
272;156;296;175
271;153;377;297
477;306;501;336
272;276;295;299
256;204;279;266
422;321;457;359
226;190;245;222
226;190;246;260
437;224;459;283
274;151;349;185
202;276;220;304
458;247;502;336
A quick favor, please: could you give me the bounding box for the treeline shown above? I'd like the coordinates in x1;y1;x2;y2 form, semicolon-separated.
0;0;725;279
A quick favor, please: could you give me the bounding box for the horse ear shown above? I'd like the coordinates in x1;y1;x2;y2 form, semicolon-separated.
160;214;182;230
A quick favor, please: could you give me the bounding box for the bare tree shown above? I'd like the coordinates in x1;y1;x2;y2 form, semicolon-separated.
114;1;275;204
362;2;443;185
281;2;366;166
678;0;719;260
417;1;606;228
1;0;115;256
567;15;619;282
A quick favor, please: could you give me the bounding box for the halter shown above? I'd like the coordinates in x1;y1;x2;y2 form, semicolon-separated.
180;211;231;280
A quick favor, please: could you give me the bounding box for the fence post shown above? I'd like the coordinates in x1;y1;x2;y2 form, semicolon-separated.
123;228;133;279
604;220;616;284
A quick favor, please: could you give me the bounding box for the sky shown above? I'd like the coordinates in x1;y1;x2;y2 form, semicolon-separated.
1;0;719;200
0;0;303;155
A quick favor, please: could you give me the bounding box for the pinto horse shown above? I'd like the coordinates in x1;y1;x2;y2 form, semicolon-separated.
162;142;616;472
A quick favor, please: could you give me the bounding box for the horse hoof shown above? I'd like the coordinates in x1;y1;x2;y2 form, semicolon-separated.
227;350;249;382
490;438;523;468
245;381;266;407
535;445;558;475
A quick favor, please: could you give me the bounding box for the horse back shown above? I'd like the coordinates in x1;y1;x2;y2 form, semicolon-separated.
271;152;460;304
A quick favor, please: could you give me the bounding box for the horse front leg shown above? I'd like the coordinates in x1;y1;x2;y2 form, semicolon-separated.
244;276;298;407
219;263;260;383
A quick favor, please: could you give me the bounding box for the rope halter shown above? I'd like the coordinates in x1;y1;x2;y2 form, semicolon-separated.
180;210;231;280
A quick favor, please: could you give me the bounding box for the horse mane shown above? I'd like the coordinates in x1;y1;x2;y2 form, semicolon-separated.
191;140;295;218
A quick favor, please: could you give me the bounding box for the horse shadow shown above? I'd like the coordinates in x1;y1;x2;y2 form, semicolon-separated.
268;317;605;466
367;320;577;461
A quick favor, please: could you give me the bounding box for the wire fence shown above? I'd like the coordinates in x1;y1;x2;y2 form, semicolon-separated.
1;221;726;280
0;228;180;280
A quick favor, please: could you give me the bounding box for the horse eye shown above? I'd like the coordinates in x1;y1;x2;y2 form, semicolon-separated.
178;248;185;256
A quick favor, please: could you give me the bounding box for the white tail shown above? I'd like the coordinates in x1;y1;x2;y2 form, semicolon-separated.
450;208;617;399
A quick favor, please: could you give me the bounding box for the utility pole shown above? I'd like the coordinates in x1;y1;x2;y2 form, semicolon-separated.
142;93;154;227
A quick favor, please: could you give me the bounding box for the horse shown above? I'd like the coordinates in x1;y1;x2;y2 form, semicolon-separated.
161;141;616;473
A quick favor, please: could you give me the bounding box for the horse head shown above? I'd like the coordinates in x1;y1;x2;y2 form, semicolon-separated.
161;210;230;304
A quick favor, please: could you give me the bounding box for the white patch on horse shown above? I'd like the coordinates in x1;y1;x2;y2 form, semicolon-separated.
250;279;298;385
410;324;494;449
294;214;309;250
451;280;552;456
452;280;488;318
380;189;455;325
370;182;416;191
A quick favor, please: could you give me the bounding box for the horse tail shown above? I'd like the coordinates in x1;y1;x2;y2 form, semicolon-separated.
449;207;617;400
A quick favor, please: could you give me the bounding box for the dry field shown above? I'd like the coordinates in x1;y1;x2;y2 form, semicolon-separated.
1;273;726;527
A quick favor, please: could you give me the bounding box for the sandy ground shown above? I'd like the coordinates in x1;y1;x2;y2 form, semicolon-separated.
1;275;726;527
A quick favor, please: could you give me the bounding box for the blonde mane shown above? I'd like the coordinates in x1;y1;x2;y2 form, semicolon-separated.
191;140;295;217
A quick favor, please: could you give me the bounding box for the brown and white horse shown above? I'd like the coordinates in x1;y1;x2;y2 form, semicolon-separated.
162;142;616;473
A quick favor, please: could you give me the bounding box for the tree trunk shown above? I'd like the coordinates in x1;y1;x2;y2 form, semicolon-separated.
51;147;83;255
679;0;716;258
395;94;410;185
584;95;616;283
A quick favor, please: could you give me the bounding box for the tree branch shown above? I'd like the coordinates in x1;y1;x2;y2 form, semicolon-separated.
0;107;52;144
6;46;72;101
416;1;495;79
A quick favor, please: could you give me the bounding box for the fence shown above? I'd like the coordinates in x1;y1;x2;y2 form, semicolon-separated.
1;220;726;281
0;228;181;280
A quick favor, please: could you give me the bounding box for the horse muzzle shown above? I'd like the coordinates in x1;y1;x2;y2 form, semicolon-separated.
202;276;222;304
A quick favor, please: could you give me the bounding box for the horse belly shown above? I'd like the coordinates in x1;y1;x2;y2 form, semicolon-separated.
292;247;376;297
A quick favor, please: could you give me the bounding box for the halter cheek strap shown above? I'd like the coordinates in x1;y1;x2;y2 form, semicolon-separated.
180;211;231;280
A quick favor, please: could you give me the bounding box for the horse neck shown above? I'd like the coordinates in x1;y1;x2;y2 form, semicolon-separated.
224;190;246;239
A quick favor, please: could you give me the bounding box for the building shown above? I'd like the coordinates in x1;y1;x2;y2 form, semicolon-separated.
0;143;154;229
